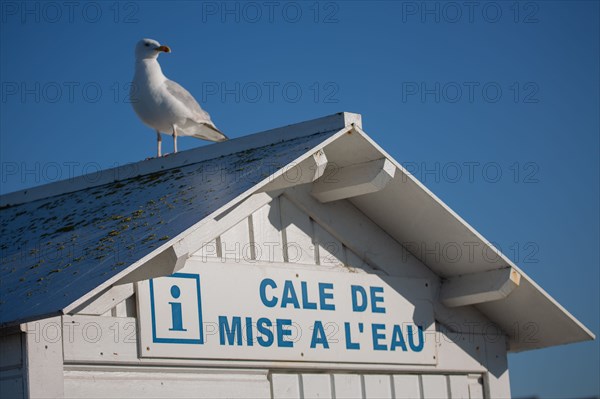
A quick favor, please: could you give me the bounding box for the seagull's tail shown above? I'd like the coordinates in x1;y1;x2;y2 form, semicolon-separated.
208;124;229;142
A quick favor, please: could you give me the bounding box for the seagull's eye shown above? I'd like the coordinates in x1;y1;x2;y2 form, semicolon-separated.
144;43;150;47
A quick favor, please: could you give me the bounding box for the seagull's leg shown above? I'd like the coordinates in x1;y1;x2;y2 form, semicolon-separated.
156;130;162;157
173;126;178;154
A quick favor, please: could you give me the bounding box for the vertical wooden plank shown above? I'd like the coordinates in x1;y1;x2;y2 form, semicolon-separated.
110;295;136;318
301;374;333;399
112;300;127;317
448;375;470;399
421;375;448;399
125;295;137;317
220;218;251;263
363;375;392;399
314;223;345;269
280;196;316;264
483;336;511;399
392;375;422;399
23;317;64;398
467;375;484;399
271;373;301;399
251;199;285;263
332;374;362;399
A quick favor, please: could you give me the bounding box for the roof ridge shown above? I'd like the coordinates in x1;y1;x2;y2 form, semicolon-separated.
0;112;361;208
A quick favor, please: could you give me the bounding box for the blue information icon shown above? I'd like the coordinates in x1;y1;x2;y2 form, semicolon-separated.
149;273;203;344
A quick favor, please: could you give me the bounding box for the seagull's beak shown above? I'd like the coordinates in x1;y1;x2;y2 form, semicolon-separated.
156;45;171;53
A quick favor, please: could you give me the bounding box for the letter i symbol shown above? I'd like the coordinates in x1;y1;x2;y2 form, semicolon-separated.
168;285;187;331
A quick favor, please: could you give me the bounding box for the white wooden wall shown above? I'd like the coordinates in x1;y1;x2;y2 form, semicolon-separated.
194;194;407;276
193;190;503;341
2;190;510;398
51;312;495;399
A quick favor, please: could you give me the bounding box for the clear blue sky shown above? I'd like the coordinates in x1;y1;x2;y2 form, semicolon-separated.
1;1;598;397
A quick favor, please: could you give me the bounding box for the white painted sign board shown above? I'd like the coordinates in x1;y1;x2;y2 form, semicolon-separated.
138;261;437;365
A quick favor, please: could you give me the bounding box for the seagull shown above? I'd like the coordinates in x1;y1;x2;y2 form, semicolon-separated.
131;38;227;157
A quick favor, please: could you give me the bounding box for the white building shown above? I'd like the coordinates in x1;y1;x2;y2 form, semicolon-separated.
0;113;594;398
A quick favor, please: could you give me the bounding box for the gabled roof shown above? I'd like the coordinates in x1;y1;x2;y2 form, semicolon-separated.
0;112;593;353
0;113;355;327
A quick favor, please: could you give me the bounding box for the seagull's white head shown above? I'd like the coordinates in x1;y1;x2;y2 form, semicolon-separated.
135;38;171;60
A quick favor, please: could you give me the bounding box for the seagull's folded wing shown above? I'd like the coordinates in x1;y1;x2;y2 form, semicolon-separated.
165;80;228;142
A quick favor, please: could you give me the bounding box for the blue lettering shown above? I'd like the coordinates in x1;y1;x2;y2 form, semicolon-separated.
390;324;407;351
372;323;387;351
219;316;242;346
281;280;300;309
319;283;335;311
277;319;294;348
245;317;254;346
168;285;187;331
408;325;425;352
351;285;367;312
344;322;360;350
370;286;385;313
257;317;274;347
259;279;277;308
301;281;317;309
310;321;330;349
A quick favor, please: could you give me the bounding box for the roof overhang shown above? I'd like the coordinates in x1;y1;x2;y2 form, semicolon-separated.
294;123;595;352
1;112;594;352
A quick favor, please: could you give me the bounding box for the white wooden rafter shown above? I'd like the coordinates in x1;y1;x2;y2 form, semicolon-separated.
258;149;328;192
311;158;396;203
439;267;521;308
